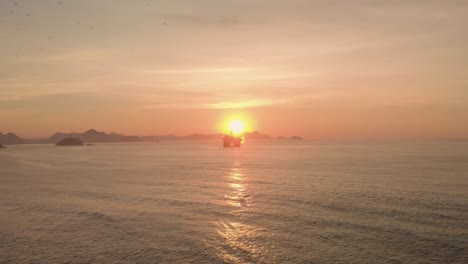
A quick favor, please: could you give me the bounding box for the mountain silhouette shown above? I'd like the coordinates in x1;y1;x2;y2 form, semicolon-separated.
17;130;283;144
56;137;84;146
0;133;25;145
48;129;142;143
290;136;303;140
142;131;273;141
244;131;273;140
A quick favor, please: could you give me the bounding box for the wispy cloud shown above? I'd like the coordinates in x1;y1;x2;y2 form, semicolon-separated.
145;67;256;74
199;99;286;109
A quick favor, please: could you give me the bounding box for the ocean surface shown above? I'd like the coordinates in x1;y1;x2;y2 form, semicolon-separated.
0;141;467;263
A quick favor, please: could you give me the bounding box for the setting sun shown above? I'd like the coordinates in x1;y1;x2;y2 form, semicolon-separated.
228;120;245;135
1;1;466;263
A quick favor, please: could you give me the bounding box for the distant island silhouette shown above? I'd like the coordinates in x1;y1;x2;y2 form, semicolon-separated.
49;129;142;144
56;138;84;146
277;136;303;140
0;133;25;145
290;136;303;140
143;131;275;142
1;129;303;144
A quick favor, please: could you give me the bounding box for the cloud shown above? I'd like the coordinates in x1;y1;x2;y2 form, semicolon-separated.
144;67;256;74
199;99;286;109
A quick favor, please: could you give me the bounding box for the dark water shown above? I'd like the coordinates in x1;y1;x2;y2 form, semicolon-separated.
0;141;467;263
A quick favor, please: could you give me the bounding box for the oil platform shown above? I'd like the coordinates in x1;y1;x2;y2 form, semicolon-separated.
223;132;243;147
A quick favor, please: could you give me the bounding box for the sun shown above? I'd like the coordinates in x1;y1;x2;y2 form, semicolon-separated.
228;120;245;135
218;113;253;136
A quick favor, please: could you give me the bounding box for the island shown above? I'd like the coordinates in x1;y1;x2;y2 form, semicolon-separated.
56;137;84;146
290;136;303;140
49;129;142;144
15;129;283;144
0;132;25;145
276;136;304;140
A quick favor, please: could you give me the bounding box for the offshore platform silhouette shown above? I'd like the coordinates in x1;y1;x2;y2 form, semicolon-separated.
223;131;242;147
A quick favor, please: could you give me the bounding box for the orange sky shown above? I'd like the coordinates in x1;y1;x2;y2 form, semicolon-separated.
1;1;467;139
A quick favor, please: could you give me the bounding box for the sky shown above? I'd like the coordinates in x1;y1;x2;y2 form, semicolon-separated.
1;0;468;139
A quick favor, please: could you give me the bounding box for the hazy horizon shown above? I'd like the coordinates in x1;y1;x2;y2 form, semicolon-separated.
4;127;468;142
1;0;468;139
1;128;296;140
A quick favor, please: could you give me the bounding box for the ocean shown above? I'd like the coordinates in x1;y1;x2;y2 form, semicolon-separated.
0;141;467;263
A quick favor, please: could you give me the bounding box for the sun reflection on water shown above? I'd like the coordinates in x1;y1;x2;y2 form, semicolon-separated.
209;164;267;263
224;167;249;208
